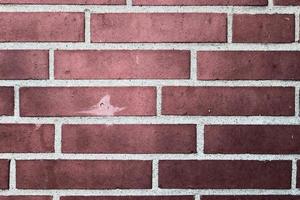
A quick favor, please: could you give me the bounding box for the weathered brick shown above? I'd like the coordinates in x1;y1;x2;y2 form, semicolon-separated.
55;50;190;79
0;160;9;189
20;87;156;117
0;197;52;200
133;0;268;5
0;0;125;4
204;125;300;154
274;0;300;5
0;87;14;116
202;196;300;200
162;87;294;116
91;13;227;43
233;14;295;43
62;124;196;153
16;160;152;189
297;161;300;188
159;160;292;189
0;13;84;42
61;196;194;200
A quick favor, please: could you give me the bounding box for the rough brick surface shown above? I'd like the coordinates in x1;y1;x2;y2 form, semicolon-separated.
0;160;9;189
0;124;54;153
0;0;125;4
133;0;268;5
0;197;52;200
16;160;152;189
204;125;300;154
202;196;300;200
198;51;300;80
298;161;300;188
20;87;156;116
0;13;84;42
162;87;294;116
0;87;14;116
274;0;300;5
159;160;292;189
233;14;295;43
91;13;227;43
0;50;48;80
62;197;194;200
62;124;196;153
55;50;190;79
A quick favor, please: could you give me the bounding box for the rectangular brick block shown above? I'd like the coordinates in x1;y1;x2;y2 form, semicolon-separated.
0;0;125;4
62;124;196;153
159;160;292;189
198;51;300;80
16;160;152;189
62;196;194;200
91;13;227;43
162;87;294;116
0;197;52;200
0;13;84;42
0;124;54;153
274;0;300;5
298;161;300;188
0;87;14;116
202;196;300;200
233;14;295;43
0;160;9;189
55;50;190;79
0;50;48;80
204;125;300;154
133;0;268;6
20;87;156;117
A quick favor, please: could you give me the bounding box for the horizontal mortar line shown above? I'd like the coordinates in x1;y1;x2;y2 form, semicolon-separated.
1;116;300;125
1;80;300;87
1;43;300;50
0;189;299;196
0;5;300;13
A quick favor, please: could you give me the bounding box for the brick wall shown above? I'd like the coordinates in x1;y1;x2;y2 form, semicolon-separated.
0;0;300;200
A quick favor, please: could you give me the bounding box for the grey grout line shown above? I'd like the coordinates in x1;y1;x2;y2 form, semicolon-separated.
295;87;299;117
49;49;55;80
14;86;20;117
295;12;300;42
9;159;16;190
152;160;159;189
156;86;162;116
55;123;62;154
84;9;91;44
190;50;197;81
196;125;204;156
291;159;298;190
227;13;233;43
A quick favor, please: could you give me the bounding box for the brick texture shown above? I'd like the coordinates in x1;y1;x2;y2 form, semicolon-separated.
0;0;125;4
274;0;300;5
61;197;194;200
0;197;52;200
0;160;9;189
0;87;14;116
133;0;268;6
202;196;300;200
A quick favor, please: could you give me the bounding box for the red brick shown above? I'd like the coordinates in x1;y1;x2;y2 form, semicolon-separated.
233;14;295;43
0;197;52;200
91;13;227;43
159;160;292;189
198;51;300;80
0;13;84;42
298;161;300;188
0;0;125;4
20;87;156;117
0;87;14;116
0;51;48;80
62;196;194;200
274;0;300;5
0;160;9;189
62;124;196;153
204;125;300;154
133;0;267;6
202;196;300;200
0;124;54;153
162;87;294;116
55;50;190;79
16;160;152;189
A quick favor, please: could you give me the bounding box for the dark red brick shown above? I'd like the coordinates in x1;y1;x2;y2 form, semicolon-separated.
198;51;300;80
16;160;152;189
0;87;14;116
298;161;300;188
202;196;300;200
0;50;48;80
0;124;54;153
91;13;227;43
0;0;125;4
0;160;9;189
61;196;194;200
162;87;294;116
20;87;156;117
0;13;84;42
62;124;196;153
0;197;52;200
55;50;190;79
204;125;300;154
133;0;268;5
274;0;300;5
159;160;292;189
233;14;295;43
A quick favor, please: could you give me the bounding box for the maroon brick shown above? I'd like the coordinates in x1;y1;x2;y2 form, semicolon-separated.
62;124;196;153
61;196;194;200
162;87;294;116
233;14;295;43
0;160;9;189
0;51;48;80
20;87;156;117
0;124;54;153
133;0;268;6
0;87;14;116
202;196;300;200
274;0;300;5
0;0;125;4
16;160;152;189
0;197;52;200
298;161;300;188
159;160;292;189
55;50;190;79
204;125;300;154
0;13;84;42
91;13;227;43
198;51;300;80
